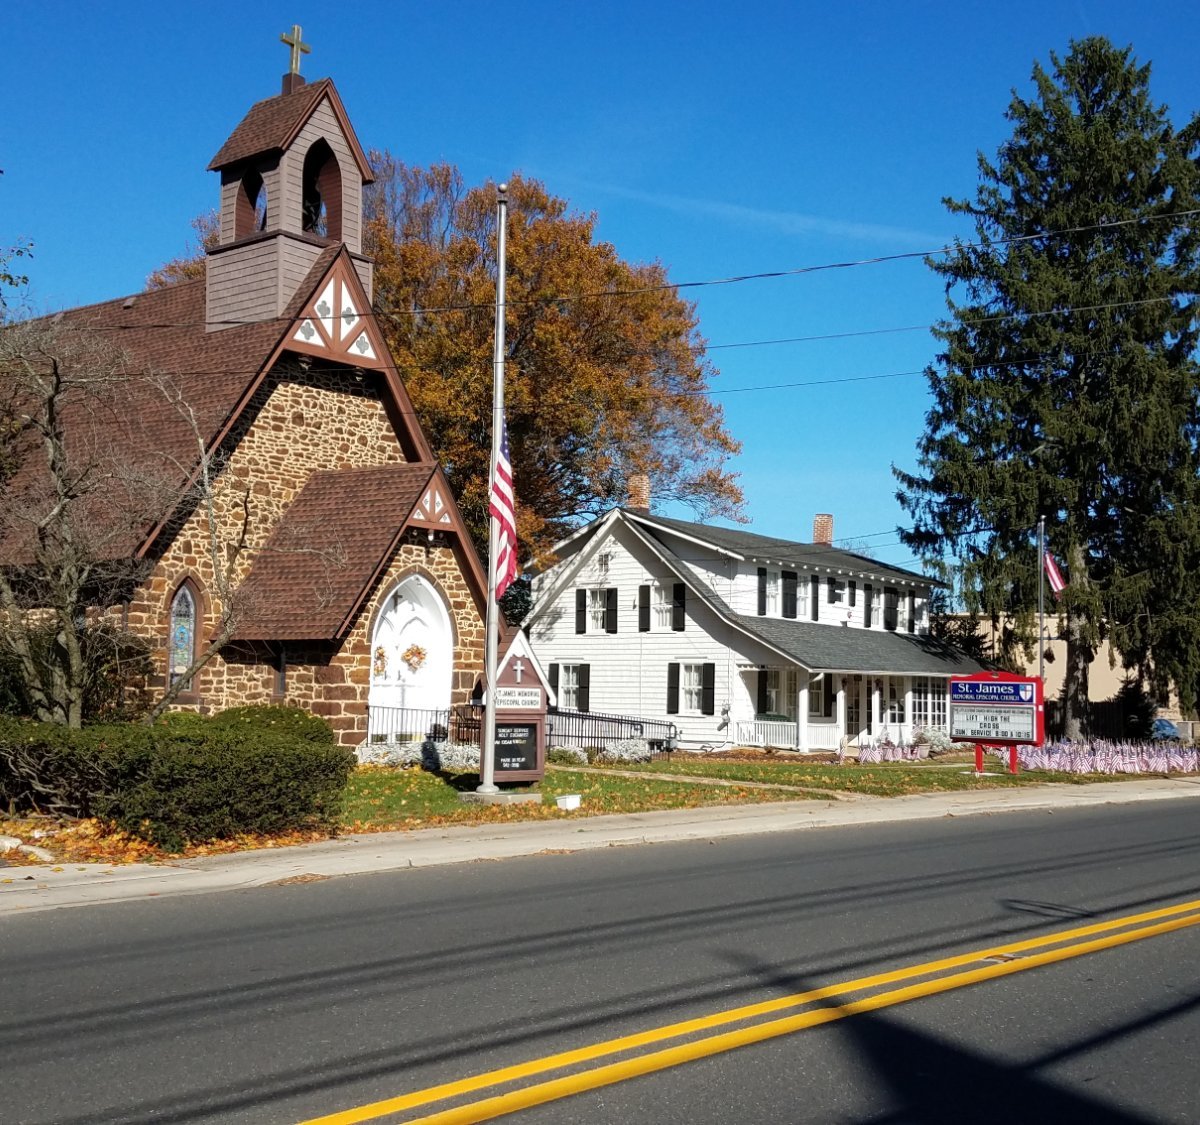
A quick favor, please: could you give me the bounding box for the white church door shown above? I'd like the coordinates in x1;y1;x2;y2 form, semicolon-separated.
369;575;453;718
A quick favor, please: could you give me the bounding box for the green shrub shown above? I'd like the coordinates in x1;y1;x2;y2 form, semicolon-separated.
209;704;336;744
0;714;353;850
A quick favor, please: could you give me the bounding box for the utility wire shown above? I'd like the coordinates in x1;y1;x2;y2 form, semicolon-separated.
58;209;1200;332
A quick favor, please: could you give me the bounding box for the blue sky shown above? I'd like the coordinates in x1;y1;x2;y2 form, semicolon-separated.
4;2;1197;570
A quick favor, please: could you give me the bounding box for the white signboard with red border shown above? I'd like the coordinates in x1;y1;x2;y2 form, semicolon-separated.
949;671;1045;772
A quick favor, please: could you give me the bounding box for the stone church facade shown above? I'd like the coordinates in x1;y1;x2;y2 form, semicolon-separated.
51;68;487;744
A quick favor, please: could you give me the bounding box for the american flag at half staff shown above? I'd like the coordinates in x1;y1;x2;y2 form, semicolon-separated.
489;412;518;599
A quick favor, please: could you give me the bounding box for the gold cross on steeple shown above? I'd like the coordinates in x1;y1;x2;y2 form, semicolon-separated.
280;24;311;76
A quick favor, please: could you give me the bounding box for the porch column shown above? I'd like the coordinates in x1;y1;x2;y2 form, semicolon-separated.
835;678;846;745
870;678;881;738
797;681;809;752
903;677;913;742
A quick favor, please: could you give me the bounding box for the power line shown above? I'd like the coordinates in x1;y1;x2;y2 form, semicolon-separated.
57;209;1200;332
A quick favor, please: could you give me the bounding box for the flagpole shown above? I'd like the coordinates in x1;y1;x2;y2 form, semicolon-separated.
478;183;508;795
1037;514;1045;684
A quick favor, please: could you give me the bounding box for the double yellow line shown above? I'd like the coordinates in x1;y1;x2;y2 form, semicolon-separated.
301;896;1200;1125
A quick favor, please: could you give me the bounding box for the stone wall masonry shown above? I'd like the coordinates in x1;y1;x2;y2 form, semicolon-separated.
120;365;485;746
127;364;406;716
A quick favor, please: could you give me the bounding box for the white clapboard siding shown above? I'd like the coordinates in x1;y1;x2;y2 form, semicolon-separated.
529;521;788;748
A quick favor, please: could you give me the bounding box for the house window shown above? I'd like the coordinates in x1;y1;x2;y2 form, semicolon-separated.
808;674;824;717
578;587;617;633
169;582;198;690
884;587;900;631
887;677;907;725
757;568;779;616
589;589;607;631
654;584;673;628
668;662;714;715
798;575;809;620
765;571;780;616
912;677;947;730
782;571;798;619
765;669;799;718
827;578;846;605
765;668;782;714
558;663;591;711
560;664;579;709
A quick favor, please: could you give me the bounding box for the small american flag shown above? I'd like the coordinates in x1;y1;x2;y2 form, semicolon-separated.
1044;550;1066;598
489;412;518;599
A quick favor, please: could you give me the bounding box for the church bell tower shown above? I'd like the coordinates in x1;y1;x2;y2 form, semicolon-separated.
204;26;375;331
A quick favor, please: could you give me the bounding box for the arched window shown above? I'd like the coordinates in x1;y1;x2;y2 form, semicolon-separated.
234;170;269;239
301;139;342;241
169;581;200;692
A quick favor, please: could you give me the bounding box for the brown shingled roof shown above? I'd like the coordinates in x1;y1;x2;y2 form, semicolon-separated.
207;78;373;181
232;463;435;640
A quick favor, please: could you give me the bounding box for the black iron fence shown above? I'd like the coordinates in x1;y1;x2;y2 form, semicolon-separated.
547;707;678;751
366;705;482;746
367;703;677;753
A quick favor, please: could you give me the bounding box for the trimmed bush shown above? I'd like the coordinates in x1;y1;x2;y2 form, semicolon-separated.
209;704;335;744
0;712;353;851
547;746;588;765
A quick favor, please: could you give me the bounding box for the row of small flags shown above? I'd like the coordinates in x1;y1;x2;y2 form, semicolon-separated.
848;740;1198;774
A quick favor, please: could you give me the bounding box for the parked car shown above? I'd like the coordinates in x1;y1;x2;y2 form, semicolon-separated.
1150;718;1182;741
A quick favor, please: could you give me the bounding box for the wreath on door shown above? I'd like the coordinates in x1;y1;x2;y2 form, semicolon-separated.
401;644;427;672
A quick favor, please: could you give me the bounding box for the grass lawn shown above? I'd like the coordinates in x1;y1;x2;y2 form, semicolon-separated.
586;757;1122;797
340;764;804;831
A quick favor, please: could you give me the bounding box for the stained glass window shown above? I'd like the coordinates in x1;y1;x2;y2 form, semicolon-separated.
169;585;195;687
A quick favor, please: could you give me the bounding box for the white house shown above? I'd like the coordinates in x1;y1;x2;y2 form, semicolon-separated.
526;508;986;751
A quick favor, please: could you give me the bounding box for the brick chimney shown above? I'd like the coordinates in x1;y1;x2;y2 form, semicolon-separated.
813;513;834;546
627;473;651;515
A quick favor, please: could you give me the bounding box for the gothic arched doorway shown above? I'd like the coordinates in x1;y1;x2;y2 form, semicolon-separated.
368;575;453;716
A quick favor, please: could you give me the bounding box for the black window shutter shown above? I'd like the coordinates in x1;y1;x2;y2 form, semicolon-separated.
548;663;559;697
638;585;650;632
757;670;769;715
757;567;767;615
575;589;586;634
864;584;873;627
667;663;680;714
849;580;857;607
782;571;797;618
672;583;686;631
577;664;591;712
827;577;836;603
701;663;716;715
824;675;835;718
908;591;917;634
605;587;618;633
885;587;898;631
810;575;819;621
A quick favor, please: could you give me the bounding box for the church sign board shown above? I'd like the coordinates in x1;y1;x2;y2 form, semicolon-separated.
491;633;554;783
949;671;1044;775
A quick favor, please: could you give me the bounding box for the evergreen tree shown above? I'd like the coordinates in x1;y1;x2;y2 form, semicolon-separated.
896;38;1200;737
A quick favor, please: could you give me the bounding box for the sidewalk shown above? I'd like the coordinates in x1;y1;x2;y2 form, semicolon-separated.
4;777;1199;916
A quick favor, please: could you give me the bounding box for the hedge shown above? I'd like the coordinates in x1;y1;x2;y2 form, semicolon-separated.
0;708;353;851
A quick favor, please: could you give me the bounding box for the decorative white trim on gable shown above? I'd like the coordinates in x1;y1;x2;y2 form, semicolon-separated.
289;259;386;369
410;482;454;526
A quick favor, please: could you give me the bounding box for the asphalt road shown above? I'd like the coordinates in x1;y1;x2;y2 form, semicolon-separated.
4;801;1200;1124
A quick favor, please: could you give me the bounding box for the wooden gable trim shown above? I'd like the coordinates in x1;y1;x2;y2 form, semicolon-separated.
136;250;433;560
280;83;375;182
287;257;387;371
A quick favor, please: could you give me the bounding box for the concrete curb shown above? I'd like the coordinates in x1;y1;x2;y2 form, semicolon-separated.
3;778;1200;916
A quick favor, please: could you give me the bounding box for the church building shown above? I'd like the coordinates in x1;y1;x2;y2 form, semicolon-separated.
36;46;488;743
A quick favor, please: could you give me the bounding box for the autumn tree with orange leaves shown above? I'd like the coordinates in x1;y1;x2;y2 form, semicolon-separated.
364;158;743;564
